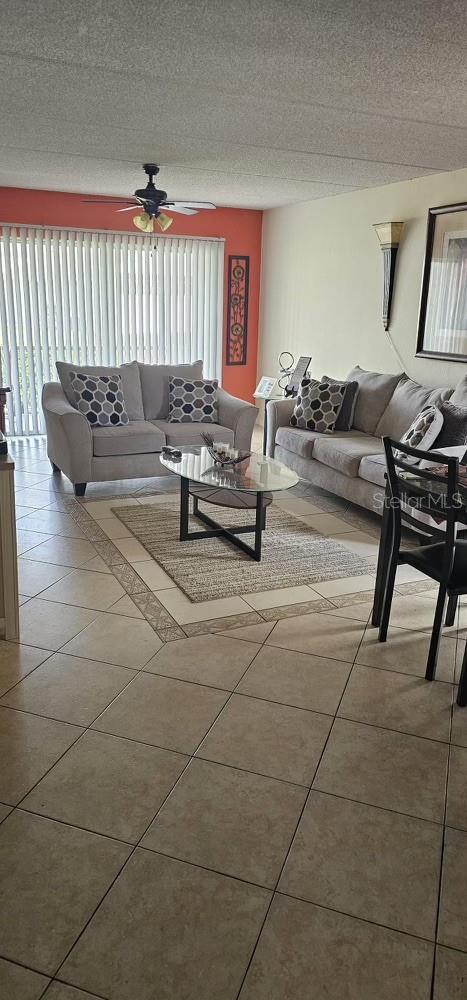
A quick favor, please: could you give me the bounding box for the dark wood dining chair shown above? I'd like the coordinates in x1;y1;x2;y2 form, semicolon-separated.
377;437;467;688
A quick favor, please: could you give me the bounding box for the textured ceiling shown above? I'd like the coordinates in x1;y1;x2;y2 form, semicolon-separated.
0;0;466;208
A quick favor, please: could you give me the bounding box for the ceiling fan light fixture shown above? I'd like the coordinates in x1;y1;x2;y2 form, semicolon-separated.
155;212;173;232
133;212;154;233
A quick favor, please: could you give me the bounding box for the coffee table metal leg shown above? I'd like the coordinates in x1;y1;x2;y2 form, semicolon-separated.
178;483;267;561
255;492;264;561
180;476;190;541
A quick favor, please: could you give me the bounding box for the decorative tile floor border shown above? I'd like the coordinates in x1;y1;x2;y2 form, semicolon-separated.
260;597;334;621
63;489;384;641
63;494;266;639
63;496;183;639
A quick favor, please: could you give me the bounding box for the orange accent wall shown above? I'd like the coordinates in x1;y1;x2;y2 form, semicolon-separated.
0;187;263;402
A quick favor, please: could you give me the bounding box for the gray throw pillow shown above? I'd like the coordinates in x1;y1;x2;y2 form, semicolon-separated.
56;360;143;421
375;375;452;439
433;402;467;449
346;365;402;434
322;375;359;431
290;378;346;433
450;374;467;407
138;361;204;420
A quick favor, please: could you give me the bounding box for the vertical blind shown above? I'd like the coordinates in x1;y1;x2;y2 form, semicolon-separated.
0;225;224;435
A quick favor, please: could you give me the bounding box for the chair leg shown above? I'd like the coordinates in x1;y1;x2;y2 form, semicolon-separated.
378;547;398;643
74;483;87;497
445;594;458;627
425;586;448;682
371;490;392;627
457;642;467;707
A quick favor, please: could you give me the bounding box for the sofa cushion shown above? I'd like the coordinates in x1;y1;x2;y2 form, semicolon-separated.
375;376;452;439
152;420;234;447
92;421;165;457
346;365;402;434
358;445;461;492
138;361;203;420
313;430;385;478
56;360;144;421
276;425;322;458
358;453;387;488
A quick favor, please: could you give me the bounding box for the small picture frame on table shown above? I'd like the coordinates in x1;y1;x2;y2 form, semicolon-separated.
254;376;278;399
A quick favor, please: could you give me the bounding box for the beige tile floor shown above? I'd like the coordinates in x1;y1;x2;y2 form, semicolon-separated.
1;434;467;998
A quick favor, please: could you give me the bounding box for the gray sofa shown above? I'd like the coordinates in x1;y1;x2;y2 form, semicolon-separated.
266;366;467;513
42;360;258;496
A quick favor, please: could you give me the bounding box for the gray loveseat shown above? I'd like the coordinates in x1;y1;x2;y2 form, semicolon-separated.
266;366;467;513
42;360;258;495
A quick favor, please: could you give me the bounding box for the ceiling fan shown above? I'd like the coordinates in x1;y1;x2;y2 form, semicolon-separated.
82;163;216;232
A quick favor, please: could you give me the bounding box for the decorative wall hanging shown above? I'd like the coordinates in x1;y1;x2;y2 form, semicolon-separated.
417;202;467;361
373;222;404;330
226;255;249;365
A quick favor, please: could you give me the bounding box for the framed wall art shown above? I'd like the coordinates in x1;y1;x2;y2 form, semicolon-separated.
417;202;467;361
226;255;249;365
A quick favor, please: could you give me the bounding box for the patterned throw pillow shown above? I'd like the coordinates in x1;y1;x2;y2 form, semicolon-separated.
168;377;219;423
394;405;443;463
290;378;346;433
69;371;129;427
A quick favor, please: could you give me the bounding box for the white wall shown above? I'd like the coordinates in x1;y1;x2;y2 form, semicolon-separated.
259;167;467;390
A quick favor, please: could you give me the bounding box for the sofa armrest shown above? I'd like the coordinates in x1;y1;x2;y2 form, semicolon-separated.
265;397;295;457
217;388;259;452
42;382;93;484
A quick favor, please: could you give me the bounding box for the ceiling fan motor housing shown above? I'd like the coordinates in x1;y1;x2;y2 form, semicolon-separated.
135;184;168;218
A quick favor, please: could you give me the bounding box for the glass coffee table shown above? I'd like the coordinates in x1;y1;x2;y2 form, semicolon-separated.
160;447;299;562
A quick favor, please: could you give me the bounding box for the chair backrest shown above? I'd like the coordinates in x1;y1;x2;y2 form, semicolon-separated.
382;436;461;579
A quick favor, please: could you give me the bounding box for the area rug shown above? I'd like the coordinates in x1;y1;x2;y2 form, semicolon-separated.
113;500;375;602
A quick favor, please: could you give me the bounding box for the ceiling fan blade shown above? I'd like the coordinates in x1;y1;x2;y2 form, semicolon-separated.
164;206;198;216
165;201;216;210
116;206;139;213
81;199;136;204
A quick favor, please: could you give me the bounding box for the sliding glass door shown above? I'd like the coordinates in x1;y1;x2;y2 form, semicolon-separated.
0;226;224;435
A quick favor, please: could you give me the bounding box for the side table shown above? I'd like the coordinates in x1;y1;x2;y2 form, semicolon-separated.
0;386;11;436
0;454;19;640
254;390;283;455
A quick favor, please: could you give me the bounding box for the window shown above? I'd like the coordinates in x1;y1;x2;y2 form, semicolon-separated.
0;226;224;435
